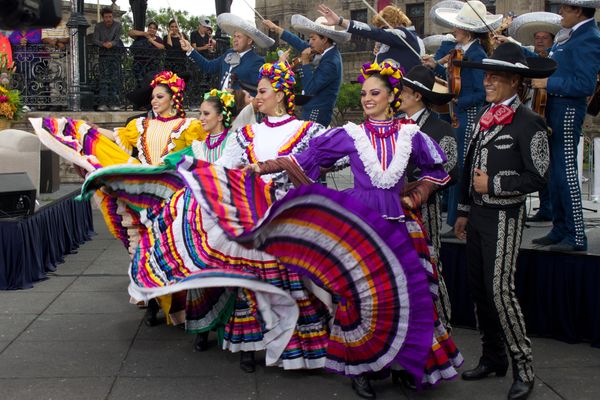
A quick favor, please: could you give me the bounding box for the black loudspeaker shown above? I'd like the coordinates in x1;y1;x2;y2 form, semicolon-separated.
0;172;36;218
40;149;60;193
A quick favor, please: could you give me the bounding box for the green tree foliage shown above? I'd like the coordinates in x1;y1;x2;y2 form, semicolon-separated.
334;82;361;125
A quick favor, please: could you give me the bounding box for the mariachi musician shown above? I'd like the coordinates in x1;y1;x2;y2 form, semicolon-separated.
316;4;422;71
501;12;562;223
422;0;500;233
401;65;458;328
454;42;557;400
529;0;600;252
263;15;350;127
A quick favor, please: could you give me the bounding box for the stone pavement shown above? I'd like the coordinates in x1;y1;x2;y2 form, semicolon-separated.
0;209;599;400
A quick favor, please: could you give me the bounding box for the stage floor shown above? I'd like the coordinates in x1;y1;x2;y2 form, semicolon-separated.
442;197;600;256
36;184;83;209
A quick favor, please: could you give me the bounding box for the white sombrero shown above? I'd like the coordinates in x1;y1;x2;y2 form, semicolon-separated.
430;1;464;26
423;34;456;53
217;13;275;48
434;1;503;33
552;0;600;7
508;12;562;46
291;15;351;43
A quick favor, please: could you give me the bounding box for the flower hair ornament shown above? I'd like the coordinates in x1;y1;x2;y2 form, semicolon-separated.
258;61;296;116
151;71;186;118
358;61;404;114
204;89;236;128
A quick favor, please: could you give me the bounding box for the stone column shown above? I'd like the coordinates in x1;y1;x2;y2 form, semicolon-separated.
66;0;89;111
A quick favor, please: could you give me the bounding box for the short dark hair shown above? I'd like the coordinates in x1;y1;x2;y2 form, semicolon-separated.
317;34;333;45
581;7;596;19
100;7;113;17
147;21;158;29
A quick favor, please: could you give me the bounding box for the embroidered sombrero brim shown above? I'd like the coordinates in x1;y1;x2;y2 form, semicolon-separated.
507;12;562;46
554;0;600;7
430;1;464;26
434;7;503;33
455;57;558;78
402;77;455;105
217;13;275;48
291;14;351;43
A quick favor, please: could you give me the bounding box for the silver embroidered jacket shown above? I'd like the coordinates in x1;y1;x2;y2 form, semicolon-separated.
457;101;550;216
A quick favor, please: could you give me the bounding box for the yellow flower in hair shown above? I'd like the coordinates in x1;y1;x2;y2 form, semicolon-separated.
220;92;235;108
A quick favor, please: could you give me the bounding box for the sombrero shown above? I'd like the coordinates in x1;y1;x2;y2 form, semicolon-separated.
423;34;456;54
454;42;558;78
507;12;562;46
402;65;454;105
552;0;600;7
217;13;275;48
434;0;503;33
430;0;464;27
290;15;351;43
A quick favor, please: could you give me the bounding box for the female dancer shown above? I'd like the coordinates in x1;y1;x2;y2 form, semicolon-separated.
422;0;500;231
75;62;439;393
30;71;206;324
80;62;331;372
246;62;463;397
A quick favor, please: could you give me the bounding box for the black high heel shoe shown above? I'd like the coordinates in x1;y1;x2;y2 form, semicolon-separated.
351;375;375;399
193;331;209;352
144;299;160;327
239;351;256;373
391;370;416;390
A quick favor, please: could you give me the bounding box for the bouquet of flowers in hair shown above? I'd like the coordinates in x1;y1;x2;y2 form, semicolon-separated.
0;54;22;122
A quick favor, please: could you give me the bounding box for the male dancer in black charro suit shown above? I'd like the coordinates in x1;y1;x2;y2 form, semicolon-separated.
453;43;557;400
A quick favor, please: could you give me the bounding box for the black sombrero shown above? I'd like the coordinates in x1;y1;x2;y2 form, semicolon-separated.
453;42;557;78
402;65;455;106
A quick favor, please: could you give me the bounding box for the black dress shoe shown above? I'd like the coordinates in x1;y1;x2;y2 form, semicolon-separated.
508;379;534;400
239;351;256;373
461;363;508;381
391;370;416;390
526;213;552;222
351;375;376;399
531;235;561;246
193;331;209;352
143;299;160;327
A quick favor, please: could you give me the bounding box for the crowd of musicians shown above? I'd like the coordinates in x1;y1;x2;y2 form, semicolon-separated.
33;1;600;400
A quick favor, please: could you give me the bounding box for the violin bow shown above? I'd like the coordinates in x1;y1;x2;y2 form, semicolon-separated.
239;0;266;22
360;0;421;59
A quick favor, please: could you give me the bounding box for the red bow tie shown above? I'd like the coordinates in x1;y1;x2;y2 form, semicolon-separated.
479;104;515;130
399;117;415;124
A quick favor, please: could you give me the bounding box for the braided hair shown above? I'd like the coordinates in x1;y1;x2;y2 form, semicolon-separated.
258;61;296;116
151;71;186;118
202;89;236;128
358;61;403;114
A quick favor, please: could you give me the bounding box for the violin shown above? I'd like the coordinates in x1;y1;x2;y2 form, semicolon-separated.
446;49;463;128
587;72;600;116
530;50;548;117
289;50;318;69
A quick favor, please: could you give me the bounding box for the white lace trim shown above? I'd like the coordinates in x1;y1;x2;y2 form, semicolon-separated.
344;121;418;189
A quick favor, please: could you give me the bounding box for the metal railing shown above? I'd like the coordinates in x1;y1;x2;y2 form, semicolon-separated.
11;45;69;109
11;44;222;111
